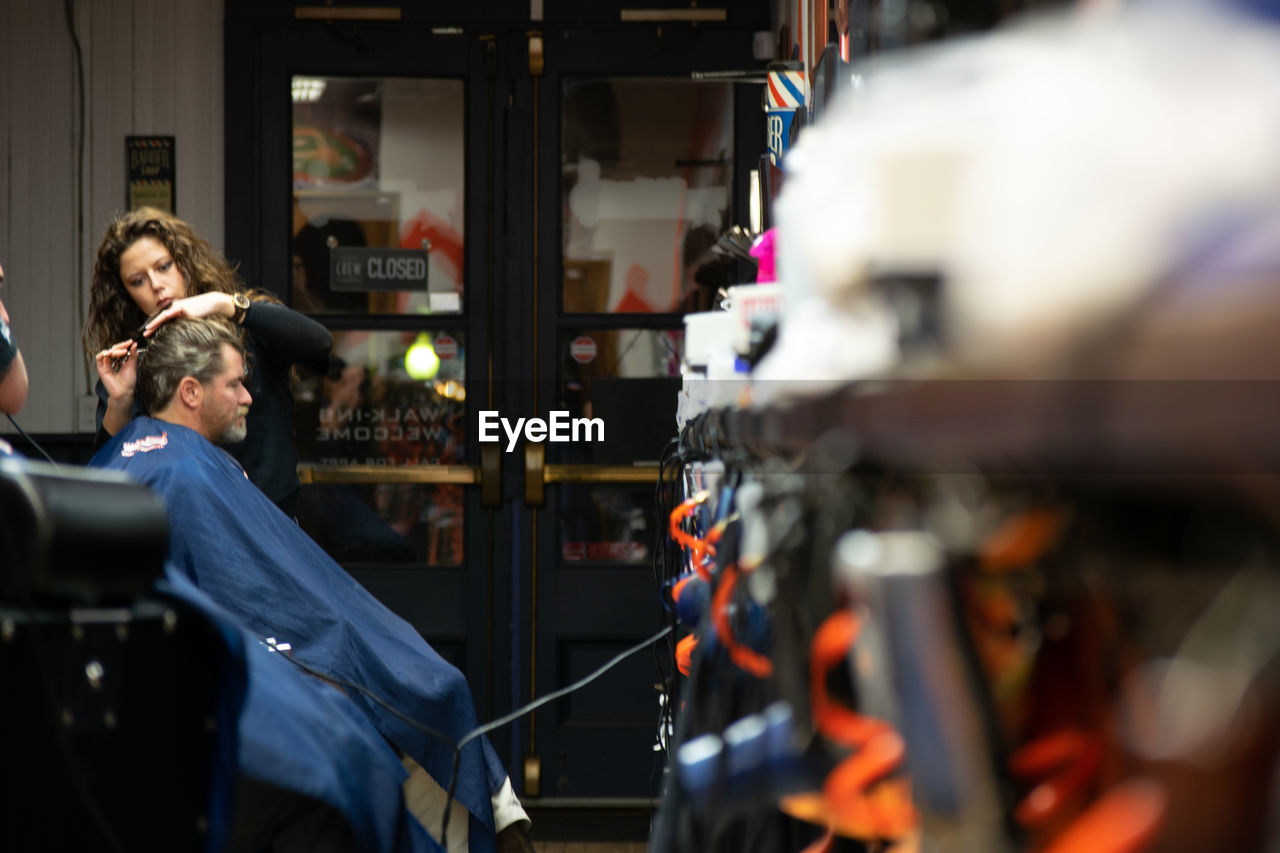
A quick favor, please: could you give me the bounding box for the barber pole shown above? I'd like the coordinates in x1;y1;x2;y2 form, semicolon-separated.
766;69;806;110
767;69;806;167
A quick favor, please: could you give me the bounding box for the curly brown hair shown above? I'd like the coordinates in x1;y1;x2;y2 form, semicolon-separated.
82;207;242;360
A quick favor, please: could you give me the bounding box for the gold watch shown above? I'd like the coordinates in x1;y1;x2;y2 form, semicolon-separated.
231;292;251;324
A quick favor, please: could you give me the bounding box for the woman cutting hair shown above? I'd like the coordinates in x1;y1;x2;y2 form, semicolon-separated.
83;207;332;516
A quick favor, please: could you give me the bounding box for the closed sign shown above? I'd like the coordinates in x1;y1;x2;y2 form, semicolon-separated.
330;247;429;292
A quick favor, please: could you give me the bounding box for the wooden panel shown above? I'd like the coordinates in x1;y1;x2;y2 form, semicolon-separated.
85;0;135;427
174;0;224;246
1;0;225;435
72;0;94;395
30;0;49;431
51;0;80;432
154;0;177;139
86;0;132;426
175;1;201;226
42;0;74;433
0;2;8;280
133;0;157;132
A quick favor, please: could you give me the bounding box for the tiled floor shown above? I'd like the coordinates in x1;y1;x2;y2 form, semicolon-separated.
532;840;645;845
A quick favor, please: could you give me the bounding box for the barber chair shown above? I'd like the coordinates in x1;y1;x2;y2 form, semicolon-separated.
0;458;237;852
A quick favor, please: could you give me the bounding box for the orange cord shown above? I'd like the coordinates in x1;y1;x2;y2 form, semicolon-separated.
980;508;1069;573
675;634;697;677
669;493;704;552
809;610;917;839
669;493;716;581
1009;729;1102;829
979;509;1160;852
1041;778;1166;853
689;522;724;582
711;562;773;678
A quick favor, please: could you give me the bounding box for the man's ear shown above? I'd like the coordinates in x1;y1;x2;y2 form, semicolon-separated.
177;375;203;410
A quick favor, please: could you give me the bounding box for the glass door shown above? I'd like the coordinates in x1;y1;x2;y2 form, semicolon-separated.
227;23;507;727
227;12;764;803
521;30;764;799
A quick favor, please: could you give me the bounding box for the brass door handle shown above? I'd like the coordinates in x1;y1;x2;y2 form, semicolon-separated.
523;443;661;508
294;6;402;21
297;464;479;485
543;464;660;484
620;8;727;22
299;455;502;508
480;444;501;509
525;443;546;507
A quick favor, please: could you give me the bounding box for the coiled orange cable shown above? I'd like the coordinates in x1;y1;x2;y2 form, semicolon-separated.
669;492;715;581
809;610;917;839
710;561;773;678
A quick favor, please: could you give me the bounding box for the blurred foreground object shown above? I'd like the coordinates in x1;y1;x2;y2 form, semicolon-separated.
654;2;1280;852
0;459;232;852
754;0;1280;399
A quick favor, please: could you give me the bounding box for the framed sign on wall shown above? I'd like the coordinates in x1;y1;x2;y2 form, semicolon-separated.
126;136;176;212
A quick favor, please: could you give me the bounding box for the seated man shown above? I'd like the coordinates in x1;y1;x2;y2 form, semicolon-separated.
174;571;443;853
90;317;527;853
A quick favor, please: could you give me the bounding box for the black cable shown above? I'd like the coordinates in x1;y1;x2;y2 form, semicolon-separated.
652;435;684;766
7;415;59;469
264;641;458;752
439;624;675;851
65;0;88;389
272;624;674;851
463;624;674;747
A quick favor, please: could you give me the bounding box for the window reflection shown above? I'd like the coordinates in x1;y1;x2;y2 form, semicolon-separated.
556;329;682;464
559;484;657;565
294;329;467;567
291;76;466;315
561;78;734;314
298;482;463;567
297;330;466;466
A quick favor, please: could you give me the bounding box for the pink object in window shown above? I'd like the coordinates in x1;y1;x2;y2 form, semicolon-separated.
750;229;778;283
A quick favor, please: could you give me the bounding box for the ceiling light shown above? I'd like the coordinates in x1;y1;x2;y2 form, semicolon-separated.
291;77;327;103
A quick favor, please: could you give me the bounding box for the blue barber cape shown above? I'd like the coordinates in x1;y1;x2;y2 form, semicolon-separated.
92;418;506;852
162;573;440;853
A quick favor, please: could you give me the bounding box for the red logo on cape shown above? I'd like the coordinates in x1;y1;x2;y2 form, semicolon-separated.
121;431;169;458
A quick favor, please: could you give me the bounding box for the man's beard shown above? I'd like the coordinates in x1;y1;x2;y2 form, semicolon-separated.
217;408;250;445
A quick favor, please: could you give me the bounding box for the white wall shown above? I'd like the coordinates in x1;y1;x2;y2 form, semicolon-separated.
0;0;224;434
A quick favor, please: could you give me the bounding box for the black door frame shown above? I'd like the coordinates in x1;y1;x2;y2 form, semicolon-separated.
226;6;766;797
224;18;510;740
520;26;765;798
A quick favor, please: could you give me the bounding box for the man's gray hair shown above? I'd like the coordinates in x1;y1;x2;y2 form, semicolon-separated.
136;316;247;413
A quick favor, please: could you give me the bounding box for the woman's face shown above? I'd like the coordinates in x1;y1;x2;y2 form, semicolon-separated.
118;236;187;317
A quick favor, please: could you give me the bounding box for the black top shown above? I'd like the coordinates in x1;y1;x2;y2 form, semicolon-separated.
93;301;332;517
0;316;16;377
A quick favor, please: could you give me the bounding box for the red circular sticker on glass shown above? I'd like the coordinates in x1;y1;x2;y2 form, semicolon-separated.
435;334;458;360
569;335;597;364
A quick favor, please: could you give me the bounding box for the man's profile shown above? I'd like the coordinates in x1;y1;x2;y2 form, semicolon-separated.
133;314;251;445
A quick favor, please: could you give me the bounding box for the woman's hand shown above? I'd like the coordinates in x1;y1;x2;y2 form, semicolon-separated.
95;339;140;437
142;292;236;336
95;339;139;400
